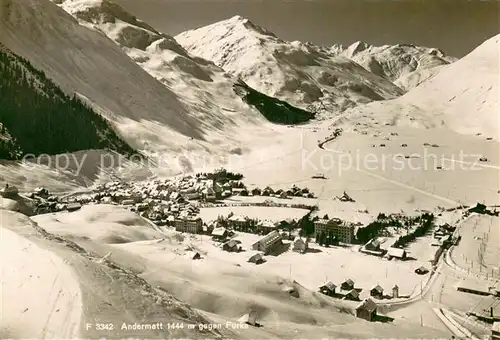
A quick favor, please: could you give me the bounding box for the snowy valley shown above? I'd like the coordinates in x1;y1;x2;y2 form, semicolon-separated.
0;0;499;339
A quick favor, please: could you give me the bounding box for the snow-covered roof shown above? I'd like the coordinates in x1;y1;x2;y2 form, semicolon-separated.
258;220;276;228
343;279;355;286
211;227;227;236
356;298;377;312
229;215;247;222
253;230;281;246
320;281;337;291
346;289;359;298
387;247;406;258
224;240;238;248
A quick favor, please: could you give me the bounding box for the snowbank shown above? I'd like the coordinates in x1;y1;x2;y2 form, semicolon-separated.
32;204;163;243
0;226;82;338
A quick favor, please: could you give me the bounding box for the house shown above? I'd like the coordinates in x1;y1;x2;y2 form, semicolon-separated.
278;191;288;199
387;247;407;260
337;191;355;202
414;266;429;275
370;285;384;298
248;253;265;264
344;289;360;301
440;235;452;246
166;215;175;226
222;240;241;252
392;285;399;298
202;187;216;202
211;227;228;241
457;281;492;296
434;230;446;238
341;279;355;291
184;192;200;200
192;252;202;260
1;184;18;198
277;218;294;230
238;311;258;326
231;188;245;196
355;298;377;321
33;187;49;197
319;282;337;296
228;215;249;230
257;220;277;233
251;188;262;196
491;322;500;340
365;239;381;251
66;202;82;212
262;186;274;196
252;231;282;254
292;237;308;254
213;182;223;198
121;199;135;205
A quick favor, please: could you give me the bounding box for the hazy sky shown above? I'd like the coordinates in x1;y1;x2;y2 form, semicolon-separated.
114;0;500;57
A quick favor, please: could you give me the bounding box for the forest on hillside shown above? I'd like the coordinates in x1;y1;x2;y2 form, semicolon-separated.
0;47;136;160
233;82;315;124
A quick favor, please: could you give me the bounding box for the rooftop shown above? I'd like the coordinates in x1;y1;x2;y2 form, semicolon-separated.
356;298;377;312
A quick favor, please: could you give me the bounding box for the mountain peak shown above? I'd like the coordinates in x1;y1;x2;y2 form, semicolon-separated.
228;14;247;22
212;15;278;38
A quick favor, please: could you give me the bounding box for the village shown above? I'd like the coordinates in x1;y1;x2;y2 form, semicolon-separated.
2;167;499;332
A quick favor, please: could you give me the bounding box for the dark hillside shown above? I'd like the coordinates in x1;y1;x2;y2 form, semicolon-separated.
0;45;136;160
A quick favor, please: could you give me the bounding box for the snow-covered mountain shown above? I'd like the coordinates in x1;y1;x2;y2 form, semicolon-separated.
0;44;135;159
52;0;317;125
175;15;405;116
337;34;500;137
0;0;192;152
341;41;457;90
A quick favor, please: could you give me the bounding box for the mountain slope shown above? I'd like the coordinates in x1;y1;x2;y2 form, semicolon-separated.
0;44;135;159
175;16;405;117
52;0;316;127
341;41;457;90
337;34;500;137
0;0;211;153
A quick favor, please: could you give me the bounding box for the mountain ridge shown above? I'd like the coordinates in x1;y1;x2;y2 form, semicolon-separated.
175;15;455;117
335;33;500;137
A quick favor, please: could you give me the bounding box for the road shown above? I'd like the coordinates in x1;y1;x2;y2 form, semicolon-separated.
380;213;496;338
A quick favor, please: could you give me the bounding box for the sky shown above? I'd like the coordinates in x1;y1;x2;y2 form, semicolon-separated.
114;0;500;57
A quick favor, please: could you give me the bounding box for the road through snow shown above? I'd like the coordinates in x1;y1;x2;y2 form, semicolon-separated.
0;227;83;339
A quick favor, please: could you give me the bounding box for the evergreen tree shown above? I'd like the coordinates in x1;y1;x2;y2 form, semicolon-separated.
0;47;136;160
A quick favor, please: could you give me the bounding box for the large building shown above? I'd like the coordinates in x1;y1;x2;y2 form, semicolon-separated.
174;217;203;234
252;230;282;254
314;218;355;244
